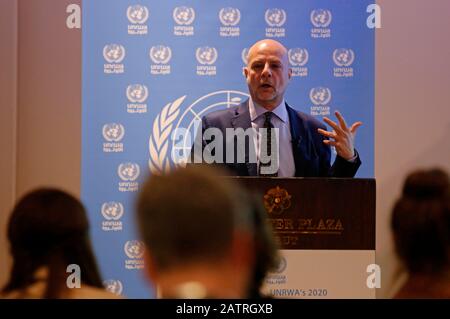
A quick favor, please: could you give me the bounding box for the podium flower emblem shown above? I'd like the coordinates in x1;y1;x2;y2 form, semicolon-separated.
263;186;292;214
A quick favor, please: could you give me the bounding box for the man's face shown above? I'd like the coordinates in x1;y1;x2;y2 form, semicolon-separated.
244;40;292;109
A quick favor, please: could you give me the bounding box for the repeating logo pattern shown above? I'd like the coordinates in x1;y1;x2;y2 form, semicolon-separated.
127;5;149;24
196;47;218;76
126;84;148;114
118;162;140;181
310;87;332;106
101;201;124;232
103;44;125;74
124;240;145;259
103;123;124;153
149;46;172;64
101;202;124;221
127;84;148;103
150;46;172;75
265;8;286;37
310;9;332;39
103;123;125;142
310;87;332;116
173;6;195;36
219;7;241;37
103;44;126;63
333;49;355;67
103;279;124;295
333;48;355;77
265;8;287;27
219;7;241;26
124;240;145;270
173;6;195;25
127;5;149;35
288;48;309;66
310;9;332;28
196;47;218;65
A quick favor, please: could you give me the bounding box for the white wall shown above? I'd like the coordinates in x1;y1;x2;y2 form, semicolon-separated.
0;0;81;288
0;0;18;288
376;0;450;297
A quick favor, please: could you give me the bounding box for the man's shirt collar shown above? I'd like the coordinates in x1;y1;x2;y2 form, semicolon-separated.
248;98;288;123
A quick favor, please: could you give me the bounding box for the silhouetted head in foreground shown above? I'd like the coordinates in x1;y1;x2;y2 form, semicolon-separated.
137;165;279;298
2;188;103;298
392;168;450;298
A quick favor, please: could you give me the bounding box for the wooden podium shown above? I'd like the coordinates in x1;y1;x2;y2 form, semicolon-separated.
230;177;376;298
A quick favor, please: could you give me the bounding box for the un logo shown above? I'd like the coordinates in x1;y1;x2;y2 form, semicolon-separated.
118;163;140;181
288;48;309;66
333;48;355;67
310;87;332;106
124;240;145;259
311;9;332;28
103;280;123;295
149;45;172;64
273;256;287;274
241;48;249;65
126;84;148;103
196;47;218;65
102;123;125;142
148;91;249;174
101;202;124;221
219;7;241;26
265;8;287;27
127;5;149;24
103;44;126;63
173;6;195;25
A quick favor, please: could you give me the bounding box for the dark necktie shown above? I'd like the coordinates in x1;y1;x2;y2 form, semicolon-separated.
259;112;278;177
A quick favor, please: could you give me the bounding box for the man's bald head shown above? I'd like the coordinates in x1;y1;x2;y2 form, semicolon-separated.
244;39;292;110
247;39;289;67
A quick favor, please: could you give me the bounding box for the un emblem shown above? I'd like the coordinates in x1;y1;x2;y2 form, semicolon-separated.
103;280;123;295
118;163;140;181
127;5;149;24
126;84;148;103
311;9;332;28
196;47;218;65
241;48;249;65
149;45;172;64
148;91;249;174
310;87;332;106
103;44;126;63
288;48;309;67
273;256;288;274
101;202;124;221
219;7;241;26
333;48;355;67
124;240;145;259
173;6;195;25
102;123;125;142
265;8;287;27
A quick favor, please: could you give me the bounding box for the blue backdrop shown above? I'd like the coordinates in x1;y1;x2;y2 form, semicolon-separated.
82;0;374;298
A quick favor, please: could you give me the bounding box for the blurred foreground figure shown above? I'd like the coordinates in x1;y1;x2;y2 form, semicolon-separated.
137;165;279;298
1;188;118;299
392;168;450;298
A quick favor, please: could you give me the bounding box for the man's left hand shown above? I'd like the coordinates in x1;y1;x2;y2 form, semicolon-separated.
317;111;362;161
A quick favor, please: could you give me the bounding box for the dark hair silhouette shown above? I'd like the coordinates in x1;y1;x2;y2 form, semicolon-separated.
391;168;450;274
2;188;103;298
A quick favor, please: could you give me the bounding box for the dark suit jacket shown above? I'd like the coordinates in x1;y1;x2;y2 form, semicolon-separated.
192;100;361;177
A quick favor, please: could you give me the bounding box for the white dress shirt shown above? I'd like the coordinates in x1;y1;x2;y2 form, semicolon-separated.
248;98;296;177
